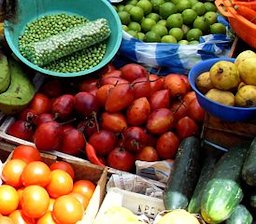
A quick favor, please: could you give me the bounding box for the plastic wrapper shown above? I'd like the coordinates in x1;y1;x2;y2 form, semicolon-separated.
21;18;111;66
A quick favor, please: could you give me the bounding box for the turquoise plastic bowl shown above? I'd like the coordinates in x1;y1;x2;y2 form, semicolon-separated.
4;0;122;77
188;58;256;122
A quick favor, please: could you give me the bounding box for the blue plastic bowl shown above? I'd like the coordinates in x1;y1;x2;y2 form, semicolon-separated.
188;58;256;122
4;0;122;77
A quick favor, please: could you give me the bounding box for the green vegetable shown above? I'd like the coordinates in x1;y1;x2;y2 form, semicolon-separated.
200;144;248;224
188;147;221;213
163;136;201;210
225;204;253;224
21;18;110;66
242;137;256;186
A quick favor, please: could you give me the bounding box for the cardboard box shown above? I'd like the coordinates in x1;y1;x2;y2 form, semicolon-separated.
0;141;108;224
94;187;165;223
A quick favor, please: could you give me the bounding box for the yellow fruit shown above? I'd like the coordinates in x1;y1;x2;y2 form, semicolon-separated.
235;50;256;68
196;71;214;94
238;57;256;85
157;209;200;224
205;89;235;106
235;85;256;107
209;61;240;90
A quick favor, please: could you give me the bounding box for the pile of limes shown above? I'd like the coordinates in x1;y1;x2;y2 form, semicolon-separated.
114;0;226;44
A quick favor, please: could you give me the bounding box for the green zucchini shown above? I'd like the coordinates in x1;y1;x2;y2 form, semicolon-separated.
200;144;249;224
242;137;256;186
225;204;253;224
188;147;221;213
163;136;201;210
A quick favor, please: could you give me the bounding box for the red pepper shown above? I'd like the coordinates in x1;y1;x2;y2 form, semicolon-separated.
85;143;105;167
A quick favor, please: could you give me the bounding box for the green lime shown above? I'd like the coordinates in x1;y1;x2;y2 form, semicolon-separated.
176;0;192;13
178;39;189;45
189;40;199;44
127;30;139;38
192;2;206;16
193;16;210;33
210;22;226;34
204;11;217;25
144;31;162;42
128;21;142;32
151;24;168;37
151;0;165;12
161;35;177;43
127;0;138;5
182;9;197;25
186;28;203;41
122;25;129;32
159;2;177;19
137;32;145;41
157;19;167;27
129;6;144;22
204;2;217;12
124;4;133;12
169;27;184;41
117;4;125;11
189;0;199;5
137;0;153;15
166;13;183;28
118;11;131;25
141;18;157;32
146;12;161;22
181;24;190;35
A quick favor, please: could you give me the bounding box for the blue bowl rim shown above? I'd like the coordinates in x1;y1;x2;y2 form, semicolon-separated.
188;57;256;112
4;0;122;77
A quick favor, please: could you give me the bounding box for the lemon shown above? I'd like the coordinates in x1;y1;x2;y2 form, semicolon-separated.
189;0;199;4
204;2;217;12
118;11;131;25
186;28;203;41
137;32;145;41
182;9;198;25
204;11;217;25
122;25;129;32
157;19;167;27
193;16;210;33
192;2;206;16
167;13;183;28
137;0;153;15
178;39;189;45
169;27;184;41
210;22;226;34
127;0;138;5
144;31;162;42
151;0;165;12
117;4;125;11
127;30;138;38
176;0;192;13
159;2;177;19
129;6;144;22
128;21;141;32
141;18;157;32
161;35;177;43
124;4;133;12
146;12;160;22
189;40;199;44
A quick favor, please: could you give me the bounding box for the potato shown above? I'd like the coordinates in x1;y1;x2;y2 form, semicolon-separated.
196;71;214;94
205;89;235;106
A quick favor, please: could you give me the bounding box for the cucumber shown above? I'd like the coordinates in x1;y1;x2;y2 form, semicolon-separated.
163;136;201;210
225;204;253;224
200;144;249;224
242;137;256;186
188;147;221;213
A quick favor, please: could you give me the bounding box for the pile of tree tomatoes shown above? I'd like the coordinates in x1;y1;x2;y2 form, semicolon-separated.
0;145;96;224
7;63;205;172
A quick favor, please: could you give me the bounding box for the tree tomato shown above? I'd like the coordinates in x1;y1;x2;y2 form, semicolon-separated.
29;93;51;115
176;116;199;140
46;170;73;198
7;120;34;141
183;91;196;105
2;159;27;188
52;195;84;224
72;180;96;201
136;146;159;162
21;185;50;219
12;145;41;163
21;161;51;187
49;161;75;179
187;98;205;123
0;185;19;215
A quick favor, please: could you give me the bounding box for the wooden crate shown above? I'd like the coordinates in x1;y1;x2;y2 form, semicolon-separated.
0;141;108;224
202;113;256;150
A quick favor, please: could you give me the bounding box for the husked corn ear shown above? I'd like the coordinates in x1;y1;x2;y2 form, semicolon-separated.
22;18;111;66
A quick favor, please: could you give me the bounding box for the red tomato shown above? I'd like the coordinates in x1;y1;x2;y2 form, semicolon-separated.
0;185;19;215
21;185;50;219
2;159;27;188
9;209;35;224
72;180;96;200
46;170;73;199
49;161;75;179
52;195;84;224
187;98;205;123
21;161;51;187
176;116;199;140
29;93;51;115
68;192;90;210
12;145;41;163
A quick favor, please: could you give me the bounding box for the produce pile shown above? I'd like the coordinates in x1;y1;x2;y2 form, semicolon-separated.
196;50;256;107
114;0;225;43
5;62;205;172
0;145;96;223
18;13;110;73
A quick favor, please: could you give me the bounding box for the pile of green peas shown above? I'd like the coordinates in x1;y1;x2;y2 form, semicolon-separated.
19;13;108;73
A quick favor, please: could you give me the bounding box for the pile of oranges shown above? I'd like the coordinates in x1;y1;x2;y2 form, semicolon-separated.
0;145;96;224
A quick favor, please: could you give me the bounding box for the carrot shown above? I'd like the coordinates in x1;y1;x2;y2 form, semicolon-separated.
234;5;256;23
